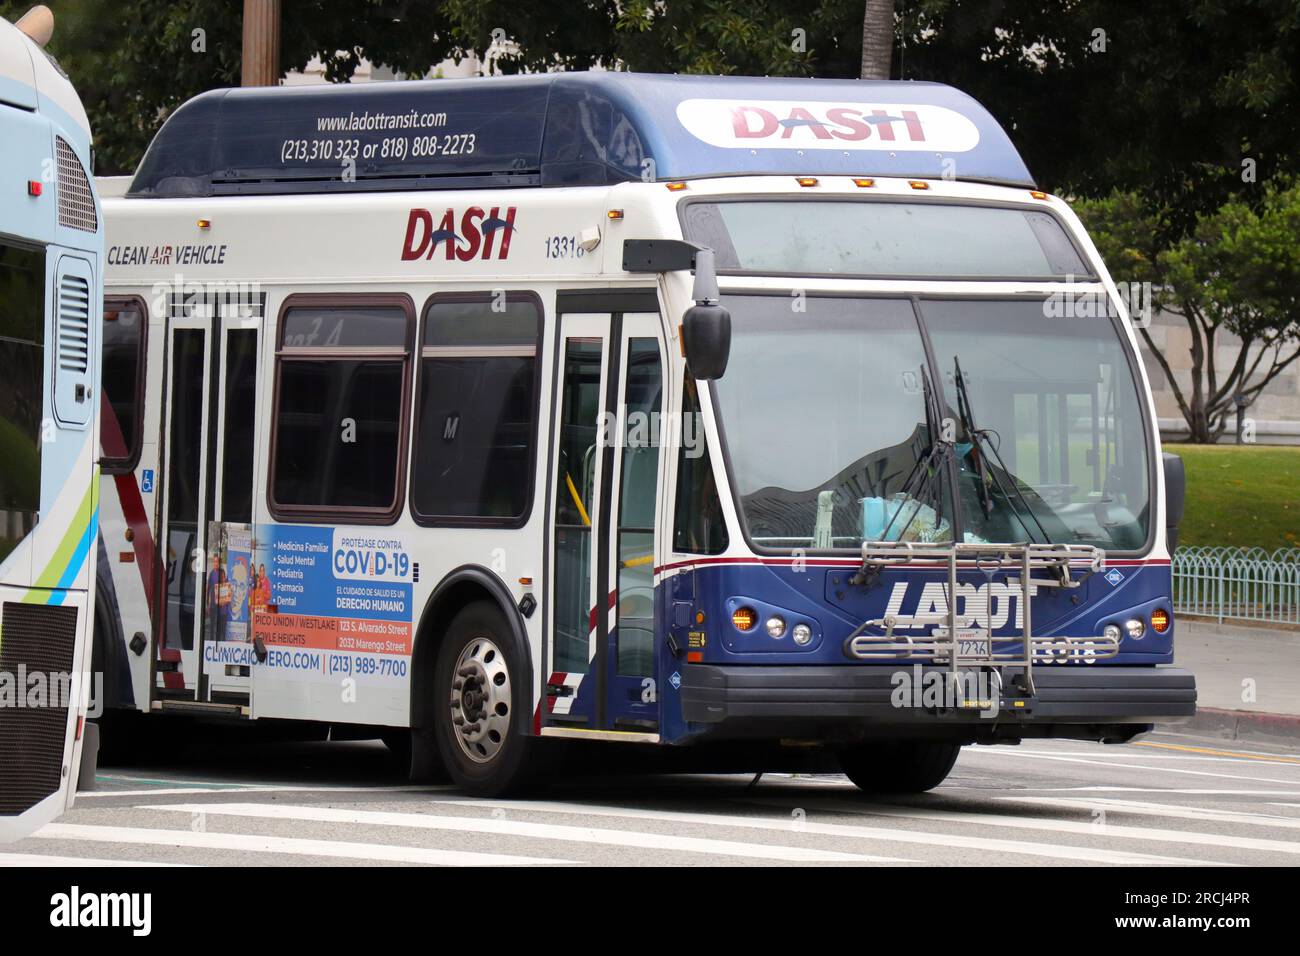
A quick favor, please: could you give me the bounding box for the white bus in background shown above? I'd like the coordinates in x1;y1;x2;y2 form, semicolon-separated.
0;5;102;839
93;71;1193;797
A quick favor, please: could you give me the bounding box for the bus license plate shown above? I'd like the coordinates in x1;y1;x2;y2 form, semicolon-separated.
956;631;990;659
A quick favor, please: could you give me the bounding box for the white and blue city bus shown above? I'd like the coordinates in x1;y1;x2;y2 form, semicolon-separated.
94;71;1193;795
0;6;101;838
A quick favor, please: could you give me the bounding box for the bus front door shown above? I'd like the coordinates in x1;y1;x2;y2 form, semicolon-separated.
548;302;663;736
600;315;665;733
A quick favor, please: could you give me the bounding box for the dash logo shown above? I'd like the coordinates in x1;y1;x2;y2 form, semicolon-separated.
50;886;152;936
401;206;517;261
675;98;981;153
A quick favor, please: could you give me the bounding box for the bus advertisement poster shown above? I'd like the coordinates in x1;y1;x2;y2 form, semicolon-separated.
249;524;414;681
203;522;258;670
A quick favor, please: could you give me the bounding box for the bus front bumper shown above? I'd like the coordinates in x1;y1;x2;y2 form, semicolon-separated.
679;664;1196;742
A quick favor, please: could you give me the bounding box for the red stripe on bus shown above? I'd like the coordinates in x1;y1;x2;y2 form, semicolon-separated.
652;556;1172;575
101;393;157;615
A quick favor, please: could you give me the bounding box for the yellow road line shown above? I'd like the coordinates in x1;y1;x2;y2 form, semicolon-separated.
1134;740;1300;765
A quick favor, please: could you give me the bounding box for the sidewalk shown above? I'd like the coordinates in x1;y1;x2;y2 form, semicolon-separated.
1168;618;1300;744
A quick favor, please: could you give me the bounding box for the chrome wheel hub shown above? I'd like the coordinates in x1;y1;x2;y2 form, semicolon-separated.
448;637;511;763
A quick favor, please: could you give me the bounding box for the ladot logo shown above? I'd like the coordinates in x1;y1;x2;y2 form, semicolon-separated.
50;886;151;936
675;98;981;153
882;580;1037;631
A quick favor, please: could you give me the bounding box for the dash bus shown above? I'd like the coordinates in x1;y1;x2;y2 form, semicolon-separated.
0;5;102;838
93;72;1195;795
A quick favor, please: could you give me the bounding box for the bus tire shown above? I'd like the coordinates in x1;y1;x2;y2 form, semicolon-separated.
432;601;536;797
838;740;961;794
89;612;126;765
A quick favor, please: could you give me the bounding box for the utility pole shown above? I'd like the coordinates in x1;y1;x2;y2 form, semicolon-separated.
241;0;281;87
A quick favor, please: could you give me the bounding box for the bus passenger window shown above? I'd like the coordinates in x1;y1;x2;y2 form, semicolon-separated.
101;297;147;471
673;378;728;555
0;241;45;562
412;295;541;523
269;298;413;520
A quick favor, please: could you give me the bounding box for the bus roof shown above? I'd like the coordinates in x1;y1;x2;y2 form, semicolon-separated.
0;14;91;151
127;71;1035;199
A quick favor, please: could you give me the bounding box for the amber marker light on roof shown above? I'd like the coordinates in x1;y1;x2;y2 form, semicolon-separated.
853;178;875;188
197;218;211;229
666;181;688;191
1030;190;1049;200
795;176;819;187
607;209;624;220
908;180;930;190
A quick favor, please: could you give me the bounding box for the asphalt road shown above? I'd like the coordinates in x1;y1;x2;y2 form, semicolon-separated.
6;731;1300;866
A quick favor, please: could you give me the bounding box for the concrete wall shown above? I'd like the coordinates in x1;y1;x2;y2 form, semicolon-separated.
1139;309;1300;445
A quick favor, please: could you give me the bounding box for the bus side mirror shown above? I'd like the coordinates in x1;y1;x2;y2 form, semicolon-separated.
682;248;731;380
1162;452;1185;552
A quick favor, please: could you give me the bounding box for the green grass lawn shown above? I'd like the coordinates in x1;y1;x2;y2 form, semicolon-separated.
1166;443;1300;550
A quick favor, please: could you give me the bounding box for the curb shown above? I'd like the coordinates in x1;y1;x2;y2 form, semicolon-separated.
1160;706;1300;746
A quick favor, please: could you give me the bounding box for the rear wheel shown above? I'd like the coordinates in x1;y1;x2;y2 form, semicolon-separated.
432;601;535;796
838;740;961;794
89;615;128;765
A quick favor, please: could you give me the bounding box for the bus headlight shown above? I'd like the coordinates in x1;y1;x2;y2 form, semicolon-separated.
1124;618;1146;640
792;623;813;646
765;616;787;639
1103;623;1122;644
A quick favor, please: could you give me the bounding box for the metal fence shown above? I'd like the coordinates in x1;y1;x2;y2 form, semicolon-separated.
1172;547;1300;624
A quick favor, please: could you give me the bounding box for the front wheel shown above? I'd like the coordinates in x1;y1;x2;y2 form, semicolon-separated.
432;601;536;796
838;740;961;794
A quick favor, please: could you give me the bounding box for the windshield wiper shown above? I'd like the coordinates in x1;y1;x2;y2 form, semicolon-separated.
879;364;952;542
952;355;1053;545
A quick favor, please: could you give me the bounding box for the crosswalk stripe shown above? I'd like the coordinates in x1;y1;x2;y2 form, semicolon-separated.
34;823;572;866
969;748;1300;786
83;783;451;799
430;797;1223;866
995;795;1300;830
145;803;896;863
0;852;188;867
976;786;1300;796
803;798;1300;857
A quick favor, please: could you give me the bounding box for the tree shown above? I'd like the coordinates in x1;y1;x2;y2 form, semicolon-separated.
1076;180;1300;442
860;0;894;79
901;0;1300;231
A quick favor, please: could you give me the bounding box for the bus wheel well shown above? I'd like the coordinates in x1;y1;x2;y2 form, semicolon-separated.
408;568;532;781
91;592;122;715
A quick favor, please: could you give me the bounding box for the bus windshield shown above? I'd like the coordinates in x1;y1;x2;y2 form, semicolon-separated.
712;295;1152;552
682;200;1090;279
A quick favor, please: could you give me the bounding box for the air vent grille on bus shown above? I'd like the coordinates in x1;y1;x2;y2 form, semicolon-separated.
0;602;79;815
57;273;91;374
56;136;98;233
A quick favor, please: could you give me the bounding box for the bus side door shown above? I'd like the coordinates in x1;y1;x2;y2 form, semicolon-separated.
547;294;664;735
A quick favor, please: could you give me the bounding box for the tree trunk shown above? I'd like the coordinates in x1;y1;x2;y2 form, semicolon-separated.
860;0;895;80
242;0;282;87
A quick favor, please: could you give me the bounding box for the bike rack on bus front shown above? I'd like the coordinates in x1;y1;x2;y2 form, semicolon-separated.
843;541;1119;697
